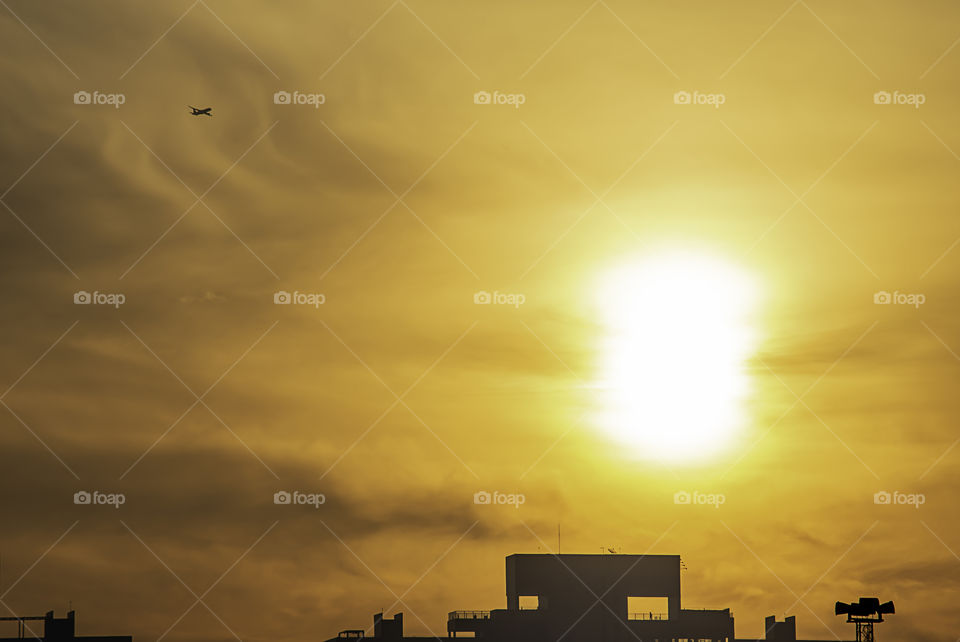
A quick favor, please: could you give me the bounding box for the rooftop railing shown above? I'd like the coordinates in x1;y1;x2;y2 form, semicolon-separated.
628;612;668;621
448;611;491;621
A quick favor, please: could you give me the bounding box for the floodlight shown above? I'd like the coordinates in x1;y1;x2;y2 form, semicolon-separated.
835;596;895;642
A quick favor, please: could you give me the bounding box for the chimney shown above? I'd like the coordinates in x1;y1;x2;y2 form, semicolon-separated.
372;612;403;639
43;610;76;641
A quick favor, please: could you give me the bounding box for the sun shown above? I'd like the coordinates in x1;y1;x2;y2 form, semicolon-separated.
594;249;759;463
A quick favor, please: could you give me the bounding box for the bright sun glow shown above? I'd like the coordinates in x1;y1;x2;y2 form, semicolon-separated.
595;250;758;463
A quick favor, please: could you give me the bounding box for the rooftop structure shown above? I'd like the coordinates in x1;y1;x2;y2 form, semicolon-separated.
324;553;853;642
0;611;131;642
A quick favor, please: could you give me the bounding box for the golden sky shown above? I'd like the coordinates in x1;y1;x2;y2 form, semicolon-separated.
1;1;959;641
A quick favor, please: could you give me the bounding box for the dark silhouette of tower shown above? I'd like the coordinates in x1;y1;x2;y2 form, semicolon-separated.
835;597;894;642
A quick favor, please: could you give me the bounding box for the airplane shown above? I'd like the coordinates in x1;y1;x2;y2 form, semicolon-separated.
188;106;212;117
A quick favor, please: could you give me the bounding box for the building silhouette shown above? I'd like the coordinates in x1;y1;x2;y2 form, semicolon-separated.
0;611;131;642
324;553;853;642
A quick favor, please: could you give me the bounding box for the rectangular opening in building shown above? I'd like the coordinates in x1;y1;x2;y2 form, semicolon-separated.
627;596;669;620
518;595;539;610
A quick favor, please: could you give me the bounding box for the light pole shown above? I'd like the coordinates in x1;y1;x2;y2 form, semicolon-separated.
835;597;895;642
